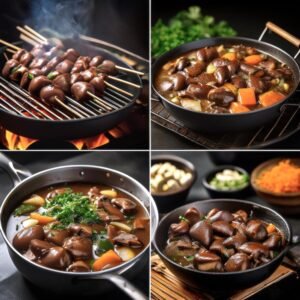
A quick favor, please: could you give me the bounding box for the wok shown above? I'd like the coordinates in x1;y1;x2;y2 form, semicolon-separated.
0;39;142;140
153;199;300;297
152;22;300;133
0;153;159;299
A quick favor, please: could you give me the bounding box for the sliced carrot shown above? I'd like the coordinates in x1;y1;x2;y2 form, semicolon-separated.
244;54;263;65
259;90;285;107
238;88;257;106
30;213;56;225
93;250;122;271
223;83;238;95
230;102;250;113
267;223;276;234
222;52;237;61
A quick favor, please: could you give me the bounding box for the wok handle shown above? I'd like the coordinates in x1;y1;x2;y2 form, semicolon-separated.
266;22;300;48
0;153;31;186
87;273;147;300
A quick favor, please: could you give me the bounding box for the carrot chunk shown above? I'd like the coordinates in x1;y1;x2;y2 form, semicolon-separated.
259;90;285;107
230;102;250;113
30;213;56;225
222;52;237;61
92;250;122;271
244;54;263;65
238;88;256;106
267;223;276;234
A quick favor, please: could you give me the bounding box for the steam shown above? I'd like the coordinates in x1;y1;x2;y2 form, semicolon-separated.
28;0;94;38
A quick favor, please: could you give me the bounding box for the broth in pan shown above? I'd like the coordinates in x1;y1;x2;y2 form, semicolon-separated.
7;183;149;272
155;45;294;114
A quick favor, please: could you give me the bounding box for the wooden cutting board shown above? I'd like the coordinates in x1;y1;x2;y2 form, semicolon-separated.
151;254;295;300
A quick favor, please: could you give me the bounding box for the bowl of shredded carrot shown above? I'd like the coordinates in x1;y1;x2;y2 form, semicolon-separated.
251;158;300;206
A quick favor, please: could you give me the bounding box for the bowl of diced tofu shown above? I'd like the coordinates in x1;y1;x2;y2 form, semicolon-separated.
150;155;197;213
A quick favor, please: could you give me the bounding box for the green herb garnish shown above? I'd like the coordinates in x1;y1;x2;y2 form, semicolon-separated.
11;66;21;74
95;231;114;255
47;72;57;80
28;73;34;80
14;203;37;216
185;255;195;262
151;6;236;58
179;215;189;223
44;189;100;226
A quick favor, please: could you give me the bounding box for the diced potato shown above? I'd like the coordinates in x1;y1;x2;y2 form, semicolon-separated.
179;173;193;185
117;247;136;261
23;195;45;207
110;222;132;232
150;164;161;176
180;99;201;112
100;189;117;198
22;218;39;228
206;63;216;74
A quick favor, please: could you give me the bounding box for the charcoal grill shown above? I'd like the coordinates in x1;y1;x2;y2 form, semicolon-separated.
0;39;143;140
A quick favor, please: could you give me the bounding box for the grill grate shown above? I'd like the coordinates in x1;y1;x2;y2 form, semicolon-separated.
151;88;300;149
0;74;135;120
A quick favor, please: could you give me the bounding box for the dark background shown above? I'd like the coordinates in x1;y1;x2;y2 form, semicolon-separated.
0;0;149;58
151;0;300;149
0;151;150;300
152;151;300;299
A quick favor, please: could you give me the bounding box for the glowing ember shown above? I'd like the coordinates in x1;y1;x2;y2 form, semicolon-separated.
0;125;130;150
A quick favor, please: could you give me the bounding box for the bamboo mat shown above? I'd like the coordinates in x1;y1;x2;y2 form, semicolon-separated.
151;254;295;300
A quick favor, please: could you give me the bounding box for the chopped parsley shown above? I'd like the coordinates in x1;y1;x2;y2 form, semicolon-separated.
179;215;189;223
44;189;100;226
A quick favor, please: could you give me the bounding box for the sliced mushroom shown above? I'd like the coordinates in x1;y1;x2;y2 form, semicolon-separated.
13;225;45;252
175;57;190;71
231;75;247;88
223;232;247;250
224;253;250;272
185;61;205;77
68;224;93;238
245;220;268;241
102;201;125;221
197;47;218;62
208;88;236;107
113;232;143;248
185;83;212;99
247;75;265;93
107;224;119;242
30;239;54;257
214;66;230;85
263;233;283;249
45;229;70;246
170;73;186;91
233;210;248;223
67;260;90;272
212;221;234;237
209;239;235;258
39;246;71;270
111;198;137;214
196;72;216;85
169;221;190;236
184;207;203;225
194;250;223;272
208;210;234;223
239;242;269;258
63;236;93;260
165;238;198;258
189;220;213;247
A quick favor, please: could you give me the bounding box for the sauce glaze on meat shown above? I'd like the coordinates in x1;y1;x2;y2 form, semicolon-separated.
7;183;149;272
155;45;294;114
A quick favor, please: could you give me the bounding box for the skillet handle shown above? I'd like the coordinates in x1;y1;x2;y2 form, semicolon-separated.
0;153;31;186
87;274;147;300
266;22;300;48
